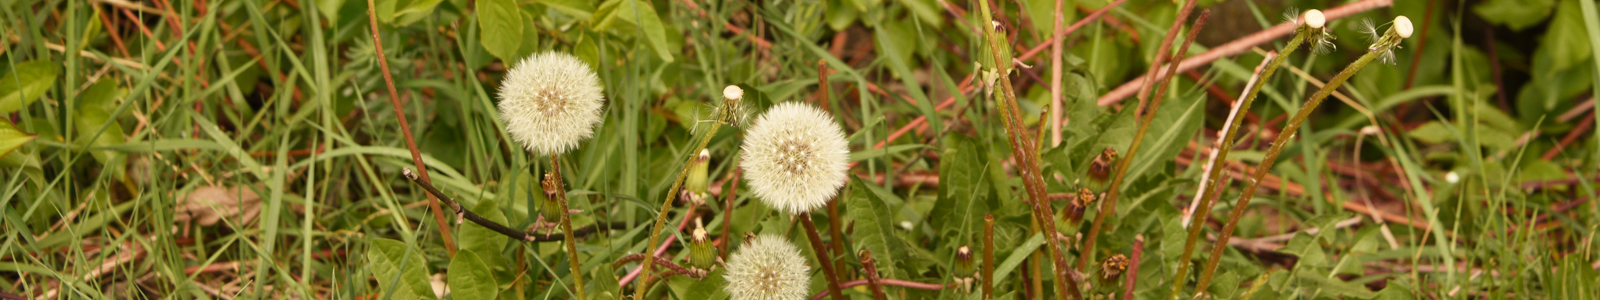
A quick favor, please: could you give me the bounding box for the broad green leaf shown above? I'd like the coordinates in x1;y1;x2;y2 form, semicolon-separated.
375;0;399;24
1542;0;1593;72
76;79;125;168
317;0;344;23
1474;0;1556;31
0;120;37;160
367;239;437;300
1124;93;1202;185
478;0;525;62
458;200;510;258
1208;272;1243;300
929;135;990;241
513;10;541;62
1292;272;1377;299
593;0;673;62
1374;282;1415;300
447;251;497;300
825;0;859;30
988;233;1044;285
0;60;59;114
393;0;444;26
847;177;907;279
539;0;595;20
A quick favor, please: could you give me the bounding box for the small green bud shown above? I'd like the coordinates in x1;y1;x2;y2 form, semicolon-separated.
681;149;712;206
538;173;564;223
688;220;717;270
953;245;977;294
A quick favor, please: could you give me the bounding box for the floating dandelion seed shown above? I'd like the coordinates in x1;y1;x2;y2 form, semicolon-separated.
724;235;810;300
741;102;850;215
498;52;606;155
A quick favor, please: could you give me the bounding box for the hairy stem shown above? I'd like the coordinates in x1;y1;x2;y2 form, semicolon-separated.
860;249;887;300
548;155;585;299
801;213;847;300
1079;0;1202;271
632;122;722;299
974;1;1082;299
1169;26;1308;300
1196;35;1395;293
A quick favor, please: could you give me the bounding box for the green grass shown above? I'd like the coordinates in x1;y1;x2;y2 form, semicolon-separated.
2;0;1598;299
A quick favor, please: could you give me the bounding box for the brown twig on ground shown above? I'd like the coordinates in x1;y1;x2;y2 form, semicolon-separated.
1097;0;1395;105
367;0;455;255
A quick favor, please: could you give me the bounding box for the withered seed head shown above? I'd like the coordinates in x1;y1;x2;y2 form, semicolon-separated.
1086;147;1117;192
1100;254;1129;282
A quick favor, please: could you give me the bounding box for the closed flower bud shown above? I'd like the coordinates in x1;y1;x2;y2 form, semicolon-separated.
681;149;712;206
1099;254;1129;285
1062;187;1096;224
688;220;717;271
1086;147;1117;192
538;173;564;223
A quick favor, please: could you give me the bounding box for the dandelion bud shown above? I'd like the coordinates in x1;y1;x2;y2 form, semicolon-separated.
688;220;717;271
498;52;606;155
724;234;810;300
954;245;977;294
1099;254;1129;285
741;102;850;215
538;173;563;223
681;149;712;206
1303;9;1326;29
1393;16;1414;38
1062;187;1096;224
1086;147;1117;192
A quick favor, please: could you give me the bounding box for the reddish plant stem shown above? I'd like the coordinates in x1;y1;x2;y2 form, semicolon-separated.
1097;0;1395;105
1079;0;1204;271
800;213;847;300
982;214;996;299
1403;0;1437;89
1121;237;1144;300
1541;113;1594;160
1016;0;1131;62
722;163;740;256
860;250;888;300
365;0;455;255
808;279;953;300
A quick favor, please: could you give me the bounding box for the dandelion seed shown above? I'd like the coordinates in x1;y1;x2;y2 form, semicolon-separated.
498;52;606;155
724;235;810;300
741;102;850;215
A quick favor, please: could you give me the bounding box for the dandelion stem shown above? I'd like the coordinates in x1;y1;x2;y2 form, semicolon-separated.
860;249;888;300
1196;32;1397;293
366;0;454;256
1169;24;1308;300
547;155;587;299
800;212;847;300
973;1;1081;298
983;214;996;299
632;122;722;300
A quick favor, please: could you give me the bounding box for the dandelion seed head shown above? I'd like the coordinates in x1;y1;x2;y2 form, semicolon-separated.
1304;9;1326;29
741;102;850;215
497;52;606;155
1394;16;1414;38
724;235;810;300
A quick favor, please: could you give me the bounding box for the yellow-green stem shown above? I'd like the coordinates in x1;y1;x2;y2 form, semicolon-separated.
1168;29;1307;300
549;154;585;299
1195;39;1390;293
632;122;722;300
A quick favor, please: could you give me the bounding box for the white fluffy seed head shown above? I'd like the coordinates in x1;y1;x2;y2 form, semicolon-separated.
725;85;745;102
1304;9;1326;29
740;102;850;215
724;235;810;300
497;52;606;155
1394;16;1414;38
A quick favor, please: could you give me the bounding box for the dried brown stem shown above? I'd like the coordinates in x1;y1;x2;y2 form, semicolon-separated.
860;250;888;300
800;213;846;300
366;0;455;255
982;214;996;299
1097;0;1395;105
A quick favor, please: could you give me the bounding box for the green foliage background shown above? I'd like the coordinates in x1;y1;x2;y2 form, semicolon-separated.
1;0;1599;299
